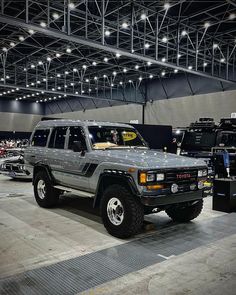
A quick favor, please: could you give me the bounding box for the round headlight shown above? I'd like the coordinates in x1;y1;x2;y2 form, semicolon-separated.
147;173;155;182
198;180;204;190
198;170;203;177
171;183;178;193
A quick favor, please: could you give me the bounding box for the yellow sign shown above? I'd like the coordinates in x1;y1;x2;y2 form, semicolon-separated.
122;131;137;141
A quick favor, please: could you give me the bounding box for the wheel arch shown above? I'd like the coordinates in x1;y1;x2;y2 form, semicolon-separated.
33;164;54;185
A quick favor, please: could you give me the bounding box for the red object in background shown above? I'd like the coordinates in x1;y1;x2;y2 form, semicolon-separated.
0;148;6;157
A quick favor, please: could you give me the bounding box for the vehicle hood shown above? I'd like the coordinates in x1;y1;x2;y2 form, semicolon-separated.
92;149;206;169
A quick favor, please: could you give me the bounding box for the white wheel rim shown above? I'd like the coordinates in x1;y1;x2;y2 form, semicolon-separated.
107;197;124;226
37;179;46;199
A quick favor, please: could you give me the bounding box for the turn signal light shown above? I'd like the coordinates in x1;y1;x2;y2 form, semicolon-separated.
146;184;164;190
139;172;147;184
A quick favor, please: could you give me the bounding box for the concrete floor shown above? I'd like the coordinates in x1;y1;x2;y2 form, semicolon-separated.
0;173;236;295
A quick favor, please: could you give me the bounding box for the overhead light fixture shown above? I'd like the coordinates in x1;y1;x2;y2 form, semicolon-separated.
103;74;107;78
38;61;43;65
177;54;182;58
140;13;147;20
81;90;85;94
164;3;170;10
16;98;18;101
19;36;25;41
161;57;166;62
6;75;10;79
115;53;121;58
229;13;236;20
94;76;98;80
57;86;61;90
37;80;41;84
123;68;127;73
188;65;193;70
70;83;74;86
135;65;139;70
36;101;38;103
16;87;19;90
31;82;35;86
2;47;7;52
65;71;69;74
121;22;128;29
162;36;168;43
40;21;47;27
161;71;166;76
57;73;61;77
92;61;97;66
43;78;46;81
147;61;152;66
73;68;78;72
82;64;87;69
52;12;60;19
89;88;92;92
112;71;117;76
104;30;111;37
203;62;208;67
213;43;218;49
36;92;39;95
204;22;210;29
66;47;72;53
28;29;34;35
104;57;108;62
139;76;142;81
128;80;132;83
181;30;187;36
56;53;61;58
10;42;15;47
85;79;89;82
46;57;52;61
119;81;123;85
174;69;178;73
30;64;35;68
149;74;153;79
68;2;75;9
144;43;150;49
220;58;225;63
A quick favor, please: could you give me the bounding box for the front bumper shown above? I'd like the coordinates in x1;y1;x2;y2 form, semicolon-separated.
141;189;205;207
0;170;31;179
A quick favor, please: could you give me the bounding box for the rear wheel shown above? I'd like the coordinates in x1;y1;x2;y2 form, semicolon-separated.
101;184;144;238
165;199;203;222
34;171;61;208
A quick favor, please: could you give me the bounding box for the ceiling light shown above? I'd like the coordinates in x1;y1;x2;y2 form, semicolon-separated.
177;54;182;58
113;71;117;76
161;71;166;76
92;61;97;66
6;75;10;79
31;94;35;96
128;80;132;83
188;65;193;70
58;95;61;98
121;22;128;29
37;80;41;84
10;42;15;47
57;73;61;77
135;65;139;70
19;36;25;41
11;89;15;92
94;76;98;80
162;36;168;43
174;69;178;73
81;90;84;94
144;43;150;49
104;30;111;37
16;88;19;90
36;100;38;103
139;76;142;81
52;12;60;19
85;79;89;82
123;68;127;73
47;57;52;61
89;88;91;92
41;91;44;94
40;21;47;27
162;57;166;62
82;65;87;69
0;78;4;81
164;3;170;10
7;90;10;93
66;47;72;53
119;81;123;85
68;2;75;9
43;78;46;81
220;58;225;63
56;53;61;58
16;98;18;101
70;83;74;86
203;62;208;67
116;53;121;58
213;43;218;49
28;29;34;35
140;13;147;20
229;13;236;20
149;74;153;79
38;61;43;65
181;30;187;36
57;86;61;90
65;71;69;74
3;91;6;94
36;92;39;95
27;94;30;97
147;61;152;66
73;68;78;72
204;22;210;29
103;74;107;78
30;64;35;68
31;82;35;86
2;47;7;52
104;57;108;62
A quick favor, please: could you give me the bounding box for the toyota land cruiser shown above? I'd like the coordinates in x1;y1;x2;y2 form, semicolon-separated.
25;120;208;238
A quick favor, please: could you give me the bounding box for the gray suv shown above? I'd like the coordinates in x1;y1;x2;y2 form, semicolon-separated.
25;120;208;238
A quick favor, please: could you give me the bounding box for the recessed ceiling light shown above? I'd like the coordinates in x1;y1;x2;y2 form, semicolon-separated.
174;69;178;73
104;30;111;37
164;3;170;10
31;82;35;85
36;101;38;103
40;21;47;27
135;65;139;70
140;13;147;20
81;90;85;94
57;86;61;90
52;12;60;19
161;71;166;76
144;43;150;49
162;36;168;43
37;80;41;84
70;83;74;86
188;65;193;70
162;57;166;62
43;78;46;81
16;87;19;90
85;79;89;82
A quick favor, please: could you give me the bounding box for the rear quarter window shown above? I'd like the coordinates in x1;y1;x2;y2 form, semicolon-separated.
31;129;50;147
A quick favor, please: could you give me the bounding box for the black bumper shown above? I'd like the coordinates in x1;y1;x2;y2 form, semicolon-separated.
141;190;205;207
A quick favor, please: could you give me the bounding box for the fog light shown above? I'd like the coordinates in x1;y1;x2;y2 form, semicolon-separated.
198;180;204;190
190;183;197;190
171;183;178;193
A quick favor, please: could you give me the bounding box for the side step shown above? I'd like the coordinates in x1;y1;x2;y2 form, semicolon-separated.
54;185;94;198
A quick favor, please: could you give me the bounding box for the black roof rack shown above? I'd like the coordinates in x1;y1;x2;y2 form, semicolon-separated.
189;118;216;130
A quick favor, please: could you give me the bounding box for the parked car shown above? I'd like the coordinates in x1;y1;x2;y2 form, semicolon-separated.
25;120;208;238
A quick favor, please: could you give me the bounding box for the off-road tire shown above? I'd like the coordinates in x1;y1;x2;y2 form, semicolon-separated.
101;184;144;238
34;171;60;208
165;199;203;222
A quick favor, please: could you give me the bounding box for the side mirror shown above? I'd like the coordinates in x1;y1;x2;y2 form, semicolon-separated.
72;141;86;155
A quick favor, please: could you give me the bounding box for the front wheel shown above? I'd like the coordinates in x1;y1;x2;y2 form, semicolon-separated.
101;184;144;238
165;199;203;222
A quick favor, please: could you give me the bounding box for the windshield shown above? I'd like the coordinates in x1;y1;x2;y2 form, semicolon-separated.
181;130;216;151
217;132;236;147
88;126;148;150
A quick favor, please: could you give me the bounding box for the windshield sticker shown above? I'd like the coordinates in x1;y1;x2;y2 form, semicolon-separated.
122;131;137;141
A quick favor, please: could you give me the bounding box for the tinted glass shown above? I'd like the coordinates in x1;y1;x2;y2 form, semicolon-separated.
48;127;67;149
32;129;50;147
68;126;87;150
181;131;216;151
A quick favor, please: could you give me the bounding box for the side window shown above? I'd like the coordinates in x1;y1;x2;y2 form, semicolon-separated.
68;126;87;150
48;127;67;149
31;129;50;147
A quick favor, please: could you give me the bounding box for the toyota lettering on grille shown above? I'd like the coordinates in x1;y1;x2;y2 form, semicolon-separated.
176;173;191;179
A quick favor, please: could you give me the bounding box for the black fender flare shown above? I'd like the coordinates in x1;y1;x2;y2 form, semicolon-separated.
33;163;54;185
93;171;140;208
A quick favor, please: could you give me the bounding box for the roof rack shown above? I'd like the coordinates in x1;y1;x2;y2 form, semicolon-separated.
189;118;216;130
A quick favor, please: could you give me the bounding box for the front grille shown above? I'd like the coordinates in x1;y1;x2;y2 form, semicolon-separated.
165;169;198;182
5;164;11;170
12;166;20;172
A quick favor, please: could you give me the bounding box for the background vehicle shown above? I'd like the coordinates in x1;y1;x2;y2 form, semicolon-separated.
25;120;208;238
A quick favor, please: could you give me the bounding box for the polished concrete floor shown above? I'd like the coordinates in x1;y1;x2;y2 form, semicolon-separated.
0;174;236;295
